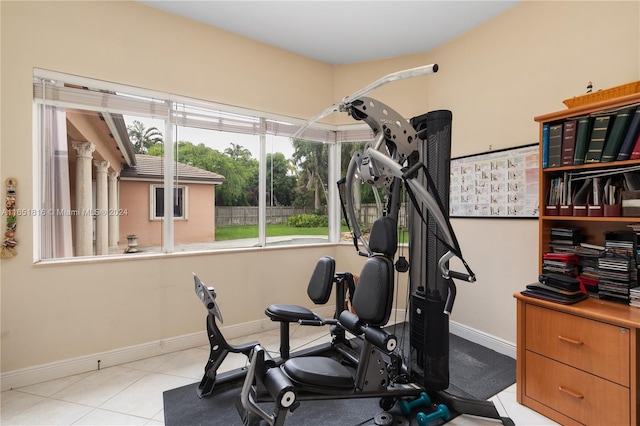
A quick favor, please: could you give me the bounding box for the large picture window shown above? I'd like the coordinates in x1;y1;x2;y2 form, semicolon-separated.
33;70;371;261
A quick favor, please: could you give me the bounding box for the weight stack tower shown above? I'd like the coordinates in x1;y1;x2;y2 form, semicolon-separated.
407;110;453;392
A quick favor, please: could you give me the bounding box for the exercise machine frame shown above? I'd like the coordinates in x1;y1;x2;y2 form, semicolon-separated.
194;64;514;426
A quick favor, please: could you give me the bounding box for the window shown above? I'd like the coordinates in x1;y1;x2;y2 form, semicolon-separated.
32;69;366;261
151;186;186;219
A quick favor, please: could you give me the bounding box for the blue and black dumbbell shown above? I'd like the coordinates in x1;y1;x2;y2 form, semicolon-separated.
398;392;431;416
416;404;450;425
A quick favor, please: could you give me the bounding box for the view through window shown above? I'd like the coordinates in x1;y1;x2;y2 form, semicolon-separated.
33;71;374;261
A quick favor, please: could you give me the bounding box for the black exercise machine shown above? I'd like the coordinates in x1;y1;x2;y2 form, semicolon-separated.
193;64;514;425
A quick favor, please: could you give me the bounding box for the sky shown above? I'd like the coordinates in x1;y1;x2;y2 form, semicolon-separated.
124;115;296;160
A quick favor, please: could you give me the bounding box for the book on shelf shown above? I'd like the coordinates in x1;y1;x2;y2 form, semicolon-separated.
573;116;593;166
542;123;550;168
585;115;613;163
547;173;573;207
592;176;605;205
629;127;640;160
601;107;636;162
547;123;563;167
616;107;640;160
561;119;577;165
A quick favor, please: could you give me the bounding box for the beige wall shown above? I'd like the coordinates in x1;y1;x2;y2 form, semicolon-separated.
335;0;639;341
1;0;639;381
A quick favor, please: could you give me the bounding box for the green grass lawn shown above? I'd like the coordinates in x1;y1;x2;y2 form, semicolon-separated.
215;224;336;240
215;224;407;242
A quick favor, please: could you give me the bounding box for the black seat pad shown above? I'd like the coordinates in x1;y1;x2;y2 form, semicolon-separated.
265;304;317;322
283;356;354;389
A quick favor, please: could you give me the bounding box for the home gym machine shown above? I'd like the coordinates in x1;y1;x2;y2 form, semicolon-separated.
226;64;514;425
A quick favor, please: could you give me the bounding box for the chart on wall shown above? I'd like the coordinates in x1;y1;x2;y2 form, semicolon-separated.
449;144;539;218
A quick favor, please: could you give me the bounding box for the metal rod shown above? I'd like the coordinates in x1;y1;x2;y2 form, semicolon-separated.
292;64;438;139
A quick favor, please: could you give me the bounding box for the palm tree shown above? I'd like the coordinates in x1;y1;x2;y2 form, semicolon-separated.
292;139;328;210
127;120;163;154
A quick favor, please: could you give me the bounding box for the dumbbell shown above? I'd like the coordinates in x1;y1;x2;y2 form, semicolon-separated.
416;404;450;425
399;392;431;415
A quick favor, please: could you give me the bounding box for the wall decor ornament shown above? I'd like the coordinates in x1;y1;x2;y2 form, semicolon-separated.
2;178;18;258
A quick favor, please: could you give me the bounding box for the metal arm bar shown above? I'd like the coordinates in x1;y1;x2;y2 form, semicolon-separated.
292;64;439;140
344;151;371;256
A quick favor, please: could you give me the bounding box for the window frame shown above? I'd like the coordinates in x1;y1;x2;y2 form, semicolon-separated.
150;184;188;221
32;68;374;262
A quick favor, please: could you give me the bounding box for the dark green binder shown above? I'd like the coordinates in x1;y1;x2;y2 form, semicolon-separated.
573;116;593;165
547;123;563;167
601;107;636;162
584;115;613;163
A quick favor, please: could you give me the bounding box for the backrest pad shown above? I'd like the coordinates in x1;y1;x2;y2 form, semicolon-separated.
368;216;397;258
307;256;336;305
351;256;394;326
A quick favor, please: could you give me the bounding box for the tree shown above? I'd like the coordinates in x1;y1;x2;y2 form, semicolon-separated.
291;139;328;210
248;152;296;206
127;120;163;154
146;141;259;206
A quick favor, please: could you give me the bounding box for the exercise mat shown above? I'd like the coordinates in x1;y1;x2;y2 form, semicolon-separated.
163;333;515;426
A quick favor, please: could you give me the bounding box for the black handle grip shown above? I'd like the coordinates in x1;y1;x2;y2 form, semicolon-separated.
448;270;475;282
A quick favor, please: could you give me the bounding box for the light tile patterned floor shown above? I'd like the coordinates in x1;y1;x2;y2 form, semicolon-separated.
1;325;559;425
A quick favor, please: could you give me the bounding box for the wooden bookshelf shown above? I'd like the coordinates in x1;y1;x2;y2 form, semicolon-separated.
536;92;640;272
516;91;640;425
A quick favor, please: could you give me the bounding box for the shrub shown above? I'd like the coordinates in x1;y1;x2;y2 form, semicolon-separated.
287;213;328;227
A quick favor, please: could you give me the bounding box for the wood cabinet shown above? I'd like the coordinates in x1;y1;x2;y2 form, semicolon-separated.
515;295;640;425
516;92;640;425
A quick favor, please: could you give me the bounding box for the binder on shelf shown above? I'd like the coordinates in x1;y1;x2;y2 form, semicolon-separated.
573;116;593;166
601;107;636;162
585;115;613;163
547;123;563;167
542;123;550;168
616;108;640;160
561;119;577;166
629;129;640;160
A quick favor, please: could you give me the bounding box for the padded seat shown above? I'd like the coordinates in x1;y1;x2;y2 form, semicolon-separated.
265;304;318;322
265;256;336;359
283;356;354;389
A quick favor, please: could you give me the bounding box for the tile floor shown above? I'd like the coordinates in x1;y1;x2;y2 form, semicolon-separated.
1;325;559;425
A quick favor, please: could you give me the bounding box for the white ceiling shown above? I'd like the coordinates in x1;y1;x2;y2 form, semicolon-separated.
139;1;520;65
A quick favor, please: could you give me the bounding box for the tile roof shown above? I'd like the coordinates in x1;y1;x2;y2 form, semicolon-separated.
120;155;225;184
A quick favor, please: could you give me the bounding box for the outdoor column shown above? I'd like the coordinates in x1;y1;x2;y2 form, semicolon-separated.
108;171;119;248
71;141;95;256
94;160;109;255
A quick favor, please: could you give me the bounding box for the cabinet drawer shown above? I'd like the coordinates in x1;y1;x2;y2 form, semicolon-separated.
525;351;630;425
525;304;630;386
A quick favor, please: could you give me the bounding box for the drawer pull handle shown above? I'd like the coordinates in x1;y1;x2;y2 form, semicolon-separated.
558;386;584;399
558;335;583;345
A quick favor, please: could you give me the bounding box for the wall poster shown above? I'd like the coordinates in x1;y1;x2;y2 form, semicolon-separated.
449;143;539;218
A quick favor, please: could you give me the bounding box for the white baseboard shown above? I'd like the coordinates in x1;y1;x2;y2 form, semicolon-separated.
449;320;516;359
1;306;513;391
0;315;281;391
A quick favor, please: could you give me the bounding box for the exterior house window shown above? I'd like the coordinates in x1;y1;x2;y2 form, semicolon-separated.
152;185;186;220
